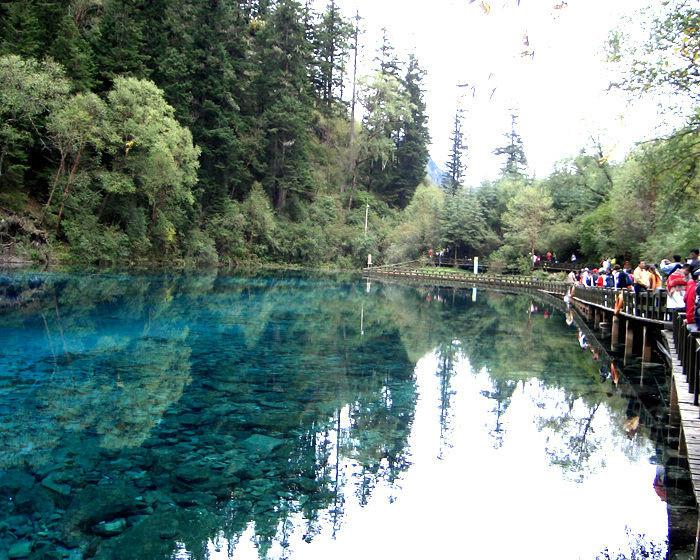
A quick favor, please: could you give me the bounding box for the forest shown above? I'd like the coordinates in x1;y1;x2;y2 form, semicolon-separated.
0;0;698;269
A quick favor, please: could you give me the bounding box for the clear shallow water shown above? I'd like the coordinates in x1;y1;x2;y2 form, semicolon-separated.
0;272;671;559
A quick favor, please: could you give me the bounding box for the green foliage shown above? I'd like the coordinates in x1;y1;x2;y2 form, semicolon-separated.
393;55;430;208
502;185;552;255
0;55;71;192
577;202;615;258
10;0;699;271
92;0;150;87
311;0;353;114
385;183;443;262
0;0;433;268
240;182;277;256
440;188;498;258
545;221;578;257
609;0;700;102
358;72;413;171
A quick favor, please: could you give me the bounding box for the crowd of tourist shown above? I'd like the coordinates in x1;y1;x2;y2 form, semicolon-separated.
565;250;700;325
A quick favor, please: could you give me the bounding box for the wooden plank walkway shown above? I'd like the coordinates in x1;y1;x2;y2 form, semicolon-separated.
661;331;700;504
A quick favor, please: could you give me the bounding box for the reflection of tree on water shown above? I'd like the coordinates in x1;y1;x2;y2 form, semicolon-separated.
0;273;423;559
594;528;666;559
435;341;459;457
480;378;517;448
0;274;667;559
539;399;603;480
406;288;659;474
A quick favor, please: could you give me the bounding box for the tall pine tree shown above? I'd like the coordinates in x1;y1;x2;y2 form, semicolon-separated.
494;111;527;177
442;109;467;195
92;0;150;89
393;54;430;208
312;0;353;115
256;0;315;211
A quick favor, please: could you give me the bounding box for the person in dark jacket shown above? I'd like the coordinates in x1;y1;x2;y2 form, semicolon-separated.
688;249;700;274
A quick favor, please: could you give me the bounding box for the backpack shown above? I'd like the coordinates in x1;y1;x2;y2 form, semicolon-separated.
605;275;614;288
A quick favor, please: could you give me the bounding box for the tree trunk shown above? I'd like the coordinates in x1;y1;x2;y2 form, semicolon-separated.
55;147;83;235
344;11;360;198
347;163;357;211
150;190;160;229
0;146;6;181
43;152;67;220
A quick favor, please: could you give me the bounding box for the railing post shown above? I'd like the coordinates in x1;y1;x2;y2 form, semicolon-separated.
611;315;620;349
624;319;634;366
642;325;652;363
694;338;700;407
686;327;693;383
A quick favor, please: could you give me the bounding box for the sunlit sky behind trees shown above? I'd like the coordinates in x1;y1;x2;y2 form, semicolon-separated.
327;0;690;185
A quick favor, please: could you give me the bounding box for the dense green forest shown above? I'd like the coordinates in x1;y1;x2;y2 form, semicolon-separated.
0;0;698;268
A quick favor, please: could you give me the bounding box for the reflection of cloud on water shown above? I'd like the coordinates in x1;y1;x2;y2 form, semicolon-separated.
190;349;666;560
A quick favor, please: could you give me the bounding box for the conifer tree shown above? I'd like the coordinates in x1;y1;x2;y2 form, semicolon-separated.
50;14;97;91
494;112;527;177
92;0;150;89
442;109;467;195
257;0;314;211
363;30;406;202
0;2;44;58
376;27;401;78
393;55;430;208
312;0;353;114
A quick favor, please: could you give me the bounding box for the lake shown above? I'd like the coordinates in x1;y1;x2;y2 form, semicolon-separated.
0;272;681;559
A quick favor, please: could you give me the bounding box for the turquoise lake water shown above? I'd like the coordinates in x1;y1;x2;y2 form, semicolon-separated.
0;272;678;559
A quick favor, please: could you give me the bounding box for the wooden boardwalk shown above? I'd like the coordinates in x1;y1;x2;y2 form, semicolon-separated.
665;330;700;505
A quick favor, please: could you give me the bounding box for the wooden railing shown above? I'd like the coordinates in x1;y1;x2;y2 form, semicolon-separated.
673;312;700;411
409;257;592;274
367;266;674;326
365;267;569;294
571;286;672;324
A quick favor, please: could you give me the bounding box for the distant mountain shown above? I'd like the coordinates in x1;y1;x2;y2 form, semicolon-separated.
426;158;444;186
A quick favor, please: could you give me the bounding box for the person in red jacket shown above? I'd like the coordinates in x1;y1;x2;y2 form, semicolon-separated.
685;271;697;324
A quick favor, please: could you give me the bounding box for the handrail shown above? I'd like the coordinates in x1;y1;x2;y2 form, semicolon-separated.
672;312;700;417
365;266;672;327
571;286;671;326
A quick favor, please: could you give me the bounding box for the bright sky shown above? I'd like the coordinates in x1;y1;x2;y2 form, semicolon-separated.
328;0;683;186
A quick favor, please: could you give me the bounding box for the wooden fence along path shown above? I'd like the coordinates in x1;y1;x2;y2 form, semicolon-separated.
366;262;700;555
399;257;596;274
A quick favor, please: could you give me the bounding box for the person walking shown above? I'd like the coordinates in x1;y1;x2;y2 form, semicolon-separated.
667;263;690;310
648;265;662;291
633;261;651;294
580;268;592;287
661;255;683;277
